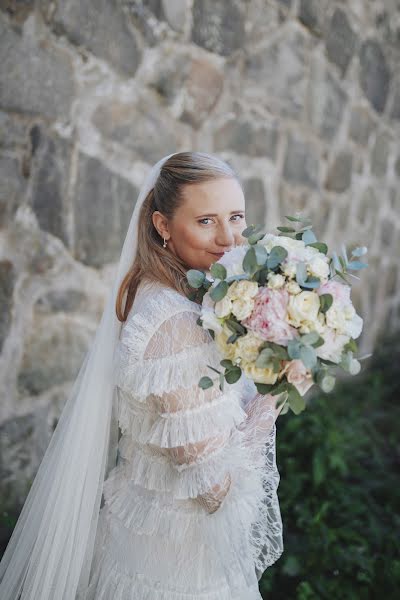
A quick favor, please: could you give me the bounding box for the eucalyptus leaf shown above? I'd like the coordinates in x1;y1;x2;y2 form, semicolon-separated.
307;242;328;254
199;376;214;389
254;382;274;394
351;246;368;257
267;246;288;269
254;244;269;265
209;280;228;302
300;345;317;369
302;229;317;245
320;374;335;393
248;230;266;244
346;261;368;270
242;246;258;274
227;333;239;344
255;348;274;368
319;293;333;314
210;262;227;280
288;340;301;359
225;366;242;384
277;226;296;233
301;331;320;345
186;269;206;289
288;385;306;414
241;224;264;238
220;359;233;368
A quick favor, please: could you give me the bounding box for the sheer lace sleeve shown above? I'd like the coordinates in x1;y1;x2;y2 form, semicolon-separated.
142;309;243;513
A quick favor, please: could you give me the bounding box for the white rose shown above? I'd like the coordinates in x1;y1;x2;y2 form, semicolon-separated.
308;255;330;280
287;291;320;326
344;304;356;319
214;295;233;318
344;313;363;339
325;305;347;333
231;297;254;321
228;279;258;301
267;273;285;289
286;281;301;295
201;309;223;333
282;261;297;279
242;361;278;385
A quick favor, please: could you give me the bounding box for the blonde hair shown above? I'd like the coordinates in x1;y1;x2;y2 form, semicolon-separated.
115;151;241;322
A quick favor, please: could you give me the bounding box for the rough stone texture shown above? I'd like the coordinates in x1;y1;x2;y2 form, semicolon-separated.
370;131;390;177
359;39;390;113
348;105;375;146
74;153;139;267
52;0;141;77
298;0;327;37
0;155;27;228
191;0;245;56
214;118;278;159
243;28;309;118
92;99;180;164
242;178;267;226
283;131;320;189
325;8;358;76
325;151;353;192
0;16;74;119
0;260;15;353
28;127;72;246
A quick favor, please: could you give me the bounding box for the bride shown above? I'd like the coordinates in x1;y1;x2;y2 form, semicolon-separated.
0;151;284;599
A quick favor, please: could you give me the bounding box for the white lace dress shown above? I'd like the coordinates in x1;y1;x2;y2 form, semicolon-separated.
82;278;283;600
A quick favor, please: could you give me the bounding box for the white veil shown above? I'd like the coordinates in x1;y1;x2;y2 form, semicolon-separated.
0;152;177;599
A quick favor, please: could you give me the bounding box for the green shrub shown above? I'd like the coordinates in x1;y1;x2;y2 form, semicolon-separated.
260;331;400;599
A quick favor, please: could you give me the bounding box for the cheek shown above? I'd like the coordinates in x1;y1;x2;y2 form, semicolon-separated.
178;227;212;250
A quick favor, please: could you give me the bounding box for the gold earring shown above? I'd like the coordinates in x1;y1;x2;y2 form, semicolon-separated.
163;237;167;248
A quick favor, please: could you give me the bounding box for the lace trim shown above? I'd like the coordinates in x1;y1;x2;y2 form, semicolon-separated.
113;339;224;400
116;388;248;447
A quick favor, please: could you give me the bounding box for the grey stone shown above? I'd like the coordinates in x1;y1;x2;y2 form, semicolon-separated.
283;132;320;189
0;260;16;353
161;0;187;32
380;218;395;250
359;39;390;113
0;155;27;227
92;99;180;164
124;0;168;47
325;151;353;192
298;0;327;37
371;132;390;177
244;29;309;119
386;263;398;296
357;186;378;225
348;106;375;146
0;0;35;24
28;126;72;245
0;17;74;119
326;8;357;76
53;0;141;77
214;119;278;160
242;1;282;46
192;0;245;56
242;178;267;226
74;153;139;268
307;63;348;142
390;83;400;120
0;111;29;150
180;58;224;129
395;157;400;178
17;315;92;396
35;289;86;314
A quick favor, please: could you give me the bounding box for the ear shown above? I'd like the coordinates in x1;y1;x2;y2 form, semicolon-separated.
152;210;170;240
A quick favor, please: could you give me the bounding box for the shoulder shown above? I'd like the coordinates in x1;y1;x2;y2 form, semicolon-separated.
118;277;203;358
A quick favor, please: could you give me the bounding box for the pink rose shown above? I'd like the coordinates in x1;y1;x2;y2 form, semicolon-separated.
242;287;298;345
280;359;314;396
318;280;351;306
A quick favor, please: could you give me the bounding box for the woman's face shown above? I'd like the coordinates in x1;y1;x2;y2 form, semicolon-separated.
153;177;248;271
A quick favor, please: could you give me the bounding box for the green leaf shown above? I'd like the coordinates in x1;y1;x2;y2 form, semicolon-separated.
206;364;222;375
287;384;306;415
347;261;368;270
319;293;333;314
186;269;206;289
199;376;214;389
285;215;311;224
302;229;317;245
210;262;227;280
225;319;246;334
254;382;274;394
225;366;242;384
300;345;317;369
254;244;269;265
301;331;320;345
267;246;288;269
287;339;301;359
220;359;233;369
242;246;258;274
255;348;274;368
226;333;239;344
277;226;296;233
351;246;368;257
307;242;328;254
209;280;228;302
241;224;264;238
248;230;266;244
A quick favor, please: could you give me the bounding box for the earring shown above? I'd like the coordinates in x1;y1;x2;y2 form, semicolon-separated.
163;237;168;248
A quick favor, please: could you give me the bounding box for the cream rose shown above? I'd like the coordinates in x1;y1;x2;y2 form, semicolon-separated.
308;255;330;280
215;329;238;361
231;297;254;320
287;291;320;327
227;279;258;301
286;281;302;295
282;261;297;279
242;362;278;385
234;332;264;362
267;273;285;289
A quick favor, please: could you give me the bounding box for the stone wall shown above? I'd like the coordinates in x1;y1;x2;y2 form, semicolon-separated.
0;0;399;513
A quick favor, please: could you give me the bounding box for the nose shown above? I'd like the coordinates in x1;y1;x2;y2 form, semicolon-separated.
215;221;235;249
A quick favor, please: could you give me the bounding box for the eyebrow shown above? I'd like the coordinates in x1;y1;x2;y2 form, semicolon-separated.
195;210;245;218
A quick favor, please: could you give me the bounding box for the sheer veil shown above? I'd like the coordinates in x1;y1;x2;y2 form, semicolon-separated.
0;152;177;599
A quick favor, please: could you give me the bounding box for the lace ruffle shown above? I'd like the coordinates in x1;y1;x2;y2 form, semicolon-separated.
116;388;248;447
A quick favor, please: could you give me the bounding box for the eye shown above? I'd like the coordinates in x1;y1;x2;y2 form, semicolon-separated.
198;214;245;225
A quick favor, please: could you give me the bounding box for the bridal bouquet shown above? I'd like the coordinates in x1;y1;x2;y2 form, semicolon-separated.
186;215;369;415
